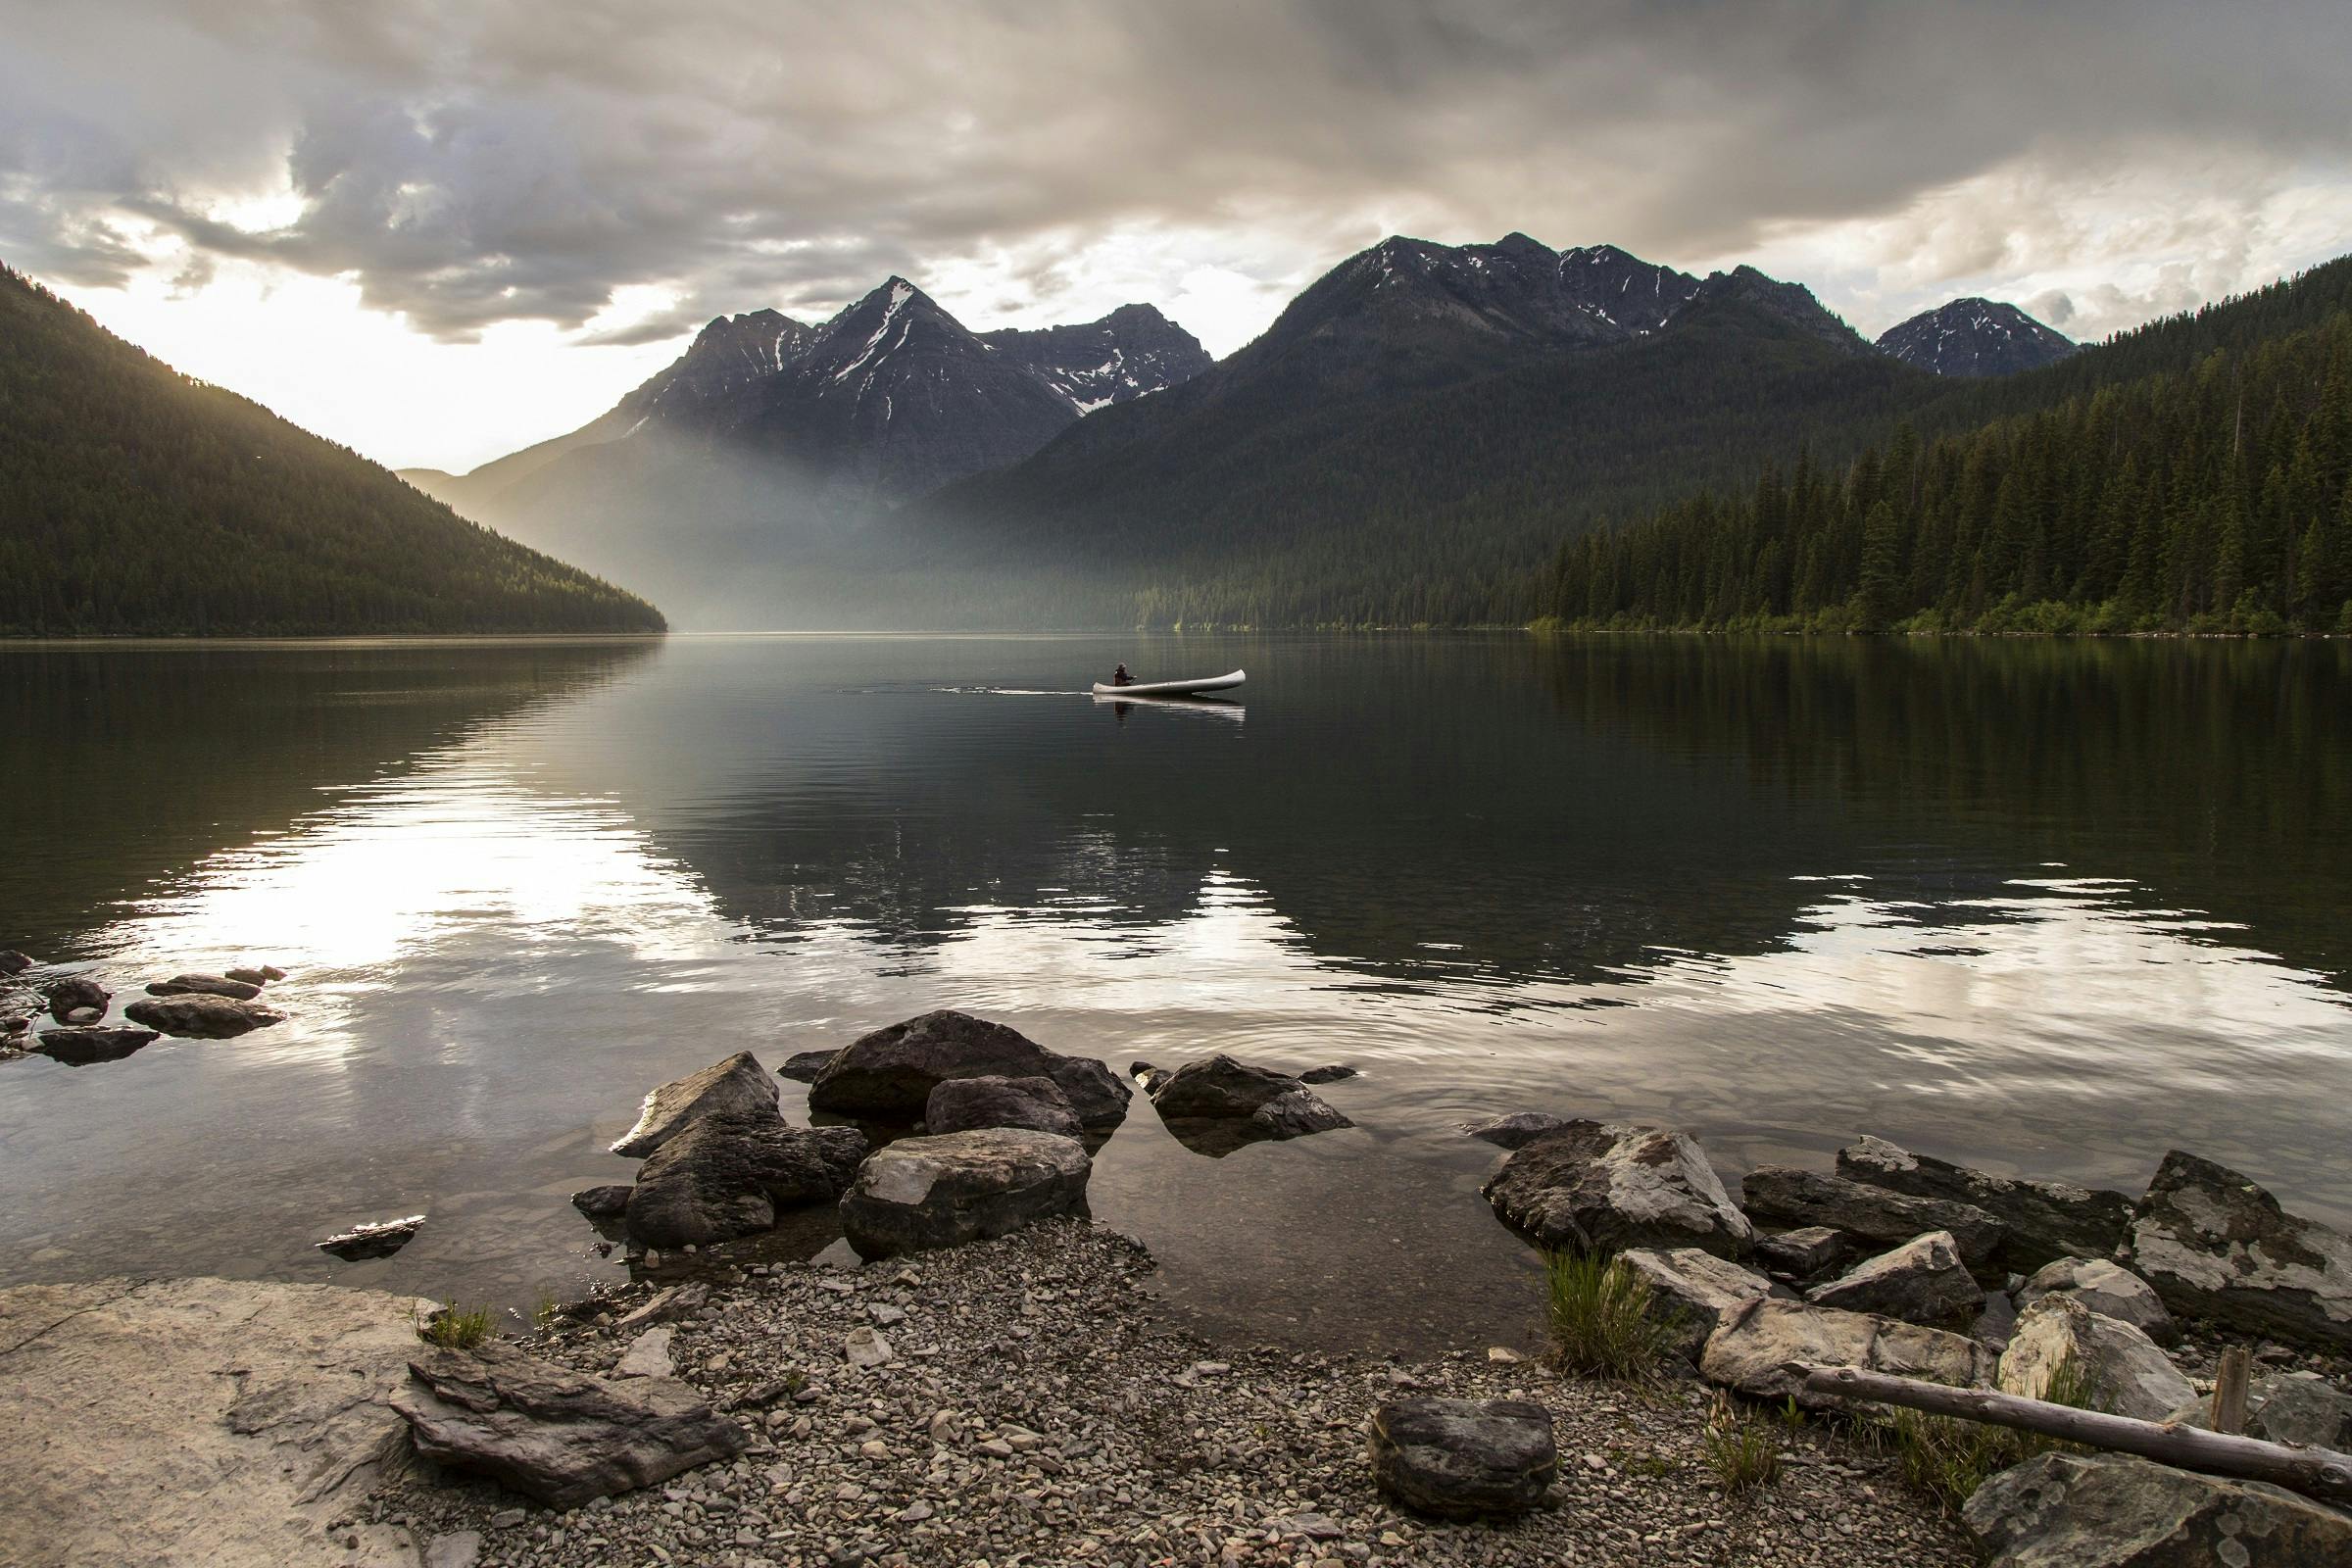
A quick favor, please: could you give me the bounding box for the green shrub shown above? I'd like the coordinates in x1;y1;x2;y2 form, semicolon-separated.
418;1303;496;1349
1701;1394;1783;1494
1543;1250;1676;1381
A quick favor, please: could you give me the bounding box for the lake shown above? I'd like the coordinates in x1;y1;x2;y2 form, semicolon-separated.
2;633;2347;1352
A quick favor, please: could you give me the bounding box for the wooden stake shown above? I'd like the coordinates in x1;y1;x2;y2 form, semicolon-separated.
1797;1364;2352;1507
2212;1347;2251;1437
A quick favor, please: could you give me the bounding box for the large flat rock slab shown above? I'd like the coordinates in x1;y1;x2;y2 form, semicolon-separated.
0;1276;433;1568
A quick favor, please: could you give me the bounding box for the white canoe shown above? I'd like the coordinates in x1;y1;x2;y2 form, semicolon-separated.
1089;668;1245;698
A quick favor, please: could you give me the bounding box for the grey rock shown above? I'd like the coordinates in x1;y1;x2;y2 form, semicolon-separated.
32;1025;159;1064
843;1326;893;1368
1997;1296;2194;1421
610;1051;781;1158
1740;1166;2005;1275
1837;1135;2133;1272
43;975;109;1024
393;1341;750;1508
923;1074;1082;1138
778;1049;837;1084
1458;1114;1571;1152
122;994;287;1038
145;972;264;1001
1616;1247;1778;1360
1807;1231;1984;1328
1150;1054;1326;1119
2164;1369;2352;1449
623;1113;866;1250
808;1010;1129;1130
570;1185;633;1222
424;1531;484;1568
1366;1397;1557;1519
2122;1150;2352;1352
1962;1451;2352;1567
613;1282;710;1333
1297;1064;1357;1084
838;1128;1091;1258
316;1214;425;1261
1972;1291;2020;1349
1756;1226;1853;1279
2017;1256;2179;1345
0;950;31;976
62;1006;100;1024
1699;1297;1997;1407
1483;1121;1753;1259
612;1327;674;1378
222;966;273;987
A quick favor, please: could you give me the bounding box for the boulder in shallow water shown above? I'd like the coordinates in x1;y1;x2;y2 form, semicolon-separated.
571;1185;633;1222
1963;1451;2352;1568
2015;1256;2178;1345
1297;1064;1357;1084
316;1214;425;1261
43;976;109;1024
1806;1230;1984;1328
1366;1397;1557;1519
1462;1111;1577;1151
623;1114;866;1250
145;973;263;1001
1837;1135;2133;1272
122;995;286;1039
808;1011;1129;1130
1698;1297;1996;1406
1616;1247;1779;1360
222;965;283;986
1484;1121;1753;1259
32;1025;159;1064
610;1051;780;1158
1740;1166;2005;1276
2121;1150;2352;1352
924;1074;1082;1138
837;1128;1091;1258
777;1049;836;1084
0;951;32;976
394;1342;749;1508
1996;1295;2193;1422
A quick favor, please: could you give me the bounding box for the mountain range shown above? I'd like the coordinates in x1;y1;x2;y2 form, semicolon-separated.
409;230;2079;628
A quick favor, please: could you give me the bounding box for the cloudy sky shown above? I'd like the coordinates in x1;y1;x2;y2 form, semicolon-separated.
7;0;2350;472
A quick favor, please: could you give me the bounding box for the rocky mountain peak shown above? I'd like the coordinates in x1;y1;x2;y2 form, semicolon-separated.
1876;298;2076;377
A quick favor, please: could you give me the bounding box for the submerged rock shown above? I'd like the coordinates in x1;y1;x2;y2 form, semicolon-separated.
122;995;286;1039
610;1051;781;1158
923;1074;1083;1139
43;975;109;1024
315;1214;425;1261
1698;1297;1996;1406
1963;1451;2352;1568
32;1025;159;1064
2121;1150;2352;1352
623;1114;866;1250
2015;1256;2178;1345
394;1342;750;1508
837;1128;1092;1258
145;973;263;1002
1836;1135;2134;1273
1996;1296;2193;1422
1297;1064;1358;1085
1461;1111;1577;1151
1806;1231;1984;1328
808;1011;1130;1130
1366;1397;1557;1519
1146;1054;1353;1154
1616;1247;1779;1360
1483;1121;1753;1259
1740;1166;2005;1275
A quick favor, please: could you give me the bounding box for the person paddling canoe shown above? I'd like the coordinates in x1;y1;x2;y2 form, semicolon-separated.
1111;663;1132;687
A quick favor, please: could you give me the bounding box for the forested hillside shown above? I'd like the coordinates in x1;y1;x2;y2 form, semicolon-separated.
0;266;665;636
1542;259;2352;634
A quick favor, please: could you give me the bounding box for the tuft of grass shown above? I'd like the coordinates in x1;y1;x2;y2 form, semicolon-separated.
1542;1249;1678;1381
1701;1394;1783;1494
1880;1353;2098;1511
417;1302;496;1349
532;1291;563;1333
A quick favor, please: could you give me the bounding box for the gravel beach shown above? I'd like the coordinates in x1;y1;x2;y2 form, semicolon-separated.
363;1219;1974;1568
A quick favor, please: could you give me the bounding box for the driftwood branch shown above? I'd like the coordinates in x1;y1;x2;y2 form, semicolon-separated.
1798;1364;2352;1507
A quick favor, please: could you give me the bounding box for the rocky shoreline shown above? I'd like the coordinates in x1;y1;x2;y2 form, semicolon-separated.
5;994;2351;1566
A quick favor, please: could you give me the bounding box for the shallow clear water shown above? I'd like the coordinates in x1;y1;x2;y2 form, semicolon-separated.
1;633;2346;1351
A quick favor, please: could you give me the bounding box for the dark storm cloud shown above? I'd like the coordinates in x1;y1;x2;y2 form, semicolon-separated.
2;0;2347;339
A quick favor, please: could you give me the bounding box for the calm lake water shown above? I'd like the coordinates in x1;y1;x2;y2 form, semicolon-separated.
2;633;2347;1352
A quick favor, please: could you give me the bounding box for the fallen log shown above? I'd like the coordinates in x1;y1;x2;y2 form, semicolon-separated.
1798;1363;2352;1507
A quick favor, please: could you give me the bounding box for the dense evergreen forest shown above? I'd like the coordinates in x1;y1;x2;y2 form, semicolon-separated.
1540;259;2352;635
0;266;664;636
